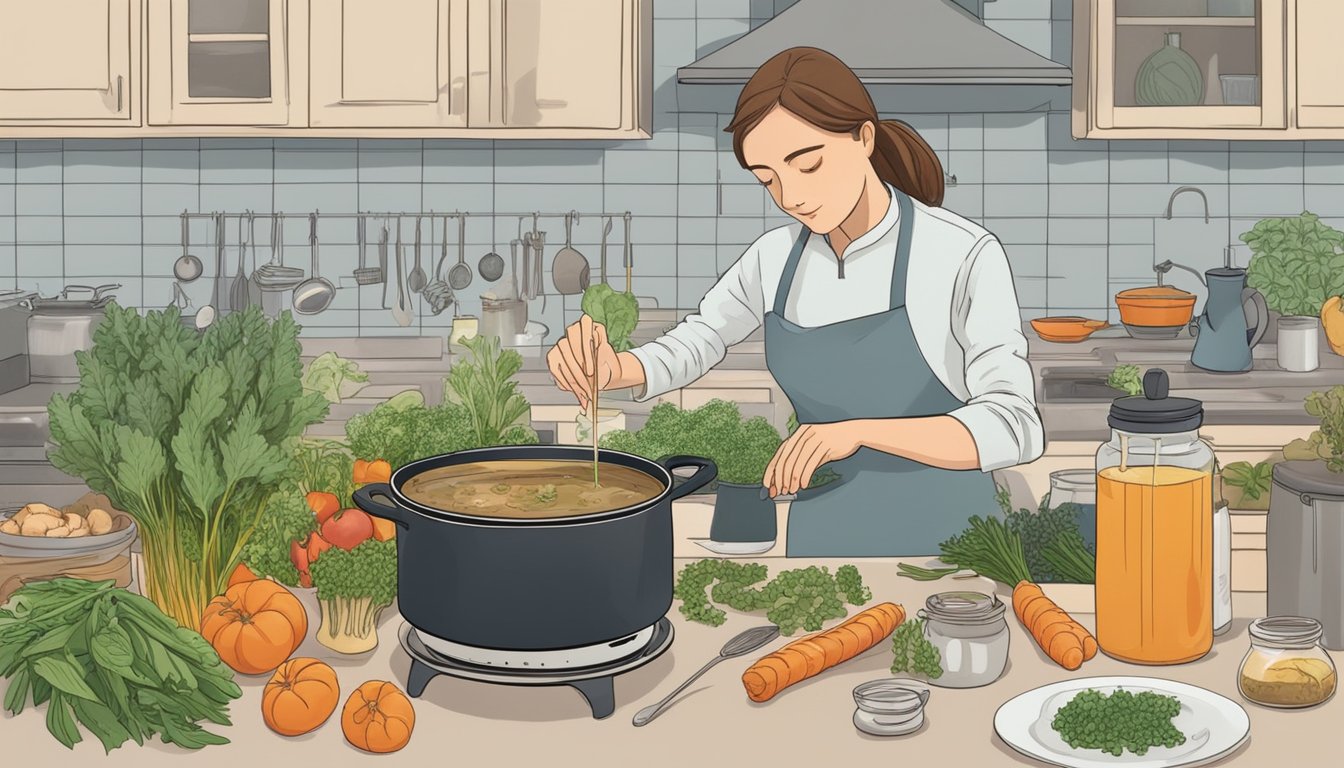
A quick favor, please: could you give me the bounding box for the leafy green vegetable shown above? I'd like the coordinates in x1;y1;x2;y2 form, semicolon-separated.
301;351;369;403
290;438;356;502
1283;429;1335;463
309;539;398;651
1242;212;1344;317
582;283;640;352
444;333;538;448
1106;364;1143;397
240;484;317;587
45;304;329;627
899;515;1033;587
1052;688;1186;757
1305;385;1344;473
1042;529;1097;585
0;578;241;752
889;618;943;679
672;559;871;635
601;400;783;485
1221;460;1275;502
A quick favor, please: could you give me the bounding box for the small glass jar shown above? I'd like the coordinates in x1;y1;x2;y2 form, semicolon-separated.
852;678;929;737
575;408;624;444
1238;616;1337;708
1049;468;1097;551
919;591;1009;688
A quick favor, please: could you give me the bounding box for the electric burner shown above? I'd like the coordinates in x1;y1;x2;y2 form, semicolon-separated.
398;619;673;720
415;624;659;670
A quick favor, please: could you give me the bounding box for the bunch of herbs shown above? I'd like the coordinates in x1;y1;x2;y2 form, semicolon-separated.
0;578;242;752
1241;212;1344;317
45;305;328;627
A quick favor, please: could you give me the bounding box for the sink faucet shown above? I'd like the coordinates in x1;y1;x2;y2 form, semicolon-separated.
1164;186;1210;223
1154;259;1208;287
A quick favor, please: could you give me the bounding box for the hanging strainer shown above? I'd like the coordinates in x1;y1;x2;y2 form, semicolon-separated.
353;214;384;285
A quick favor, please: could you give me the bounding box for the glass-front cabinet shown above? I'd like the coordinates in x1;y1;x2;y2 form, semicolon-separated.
147;0;294;126
1081;0;1286;135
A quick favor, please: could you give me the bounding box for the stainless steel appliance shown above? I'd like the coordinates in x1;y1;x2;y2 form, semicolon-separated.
23;285;119;384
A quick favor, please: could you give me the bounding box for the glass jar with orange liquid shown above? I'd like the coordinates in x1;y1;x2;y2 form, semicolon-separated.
1095;368;1215;665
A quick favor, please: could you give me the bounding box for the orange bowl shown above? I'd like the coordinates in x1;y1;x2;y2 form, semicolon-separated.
1114;285;1197;327
1030;316;1110;343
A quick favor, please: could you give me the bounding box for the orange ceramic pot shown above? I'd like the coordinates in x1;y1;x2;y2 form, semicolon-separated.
1115;285;1197;328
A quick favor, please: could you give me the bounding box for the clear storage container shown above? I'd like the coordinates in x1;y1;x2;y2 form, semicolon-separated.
1238;617;1337;708
1095;368;1215;665
919;591;1010;687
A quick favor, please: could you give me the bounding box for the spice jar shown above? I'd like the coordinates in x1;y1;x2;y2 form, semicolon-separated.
1238;617;1337;708
852;678;929;736
919;591;1009;688
1095;368;1215;665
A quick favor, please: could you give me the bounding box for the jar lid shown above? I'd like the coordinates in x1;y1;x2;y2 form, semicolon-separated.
1249;616;1323;646
1107;368;1203;433
921;591;1006;626
852;678;930;715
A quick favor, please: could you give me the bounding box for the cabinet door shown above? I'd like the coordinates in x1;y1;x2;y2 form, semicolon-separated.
473;0;642;131
147;0;293;125
1295;0;1344;128
309;0;466;127
0;0;138;124
1090;0;1286;131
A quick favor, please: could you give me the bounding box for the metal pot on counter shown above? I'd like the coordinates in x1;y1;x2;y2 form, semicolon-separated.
21;284;119;383
353;446;716;656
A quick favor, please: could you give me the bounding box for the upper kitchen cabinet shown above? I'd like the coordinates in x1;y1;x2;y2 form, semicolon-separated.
467;0;649;136
1293;0;1344;128
1074;0;1287;139
147;0;299;126
308;0;467;128
0;0;140;129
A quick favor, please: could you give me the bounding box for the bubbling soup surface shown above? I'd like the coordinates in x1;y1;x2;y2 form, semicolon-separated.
401;459;664;518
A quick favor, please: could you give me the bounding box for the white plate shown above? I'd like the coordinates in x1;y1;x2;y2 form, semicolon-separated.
693;539;775;555
994;676;1250;768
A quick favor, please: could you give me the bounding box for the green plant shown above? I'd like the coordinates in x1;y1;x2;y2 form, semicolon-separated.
581;284;639;351
240;485;318;587
601;400;783;485
290;438;356;502
0;578;242;751
931;487;1093;583
1306;386;1344;473
1242;212;1344;317
1107;364;1143;396
309;538;397;653
672;559;871;635
1221;460;1275;503
899;515;1032;585
890;618;943;679
1042;529;1097;585
443;333;538;447
301;351;368;403
1052;688;1186;757
45;304;328;627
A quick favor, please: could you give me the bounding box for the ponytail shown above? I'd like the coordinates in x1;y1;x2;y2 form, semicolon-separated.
873;120;945;208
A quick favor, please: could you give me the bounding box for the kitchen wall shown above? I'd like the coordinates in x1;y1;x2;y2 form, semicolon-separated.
2;0;1343;337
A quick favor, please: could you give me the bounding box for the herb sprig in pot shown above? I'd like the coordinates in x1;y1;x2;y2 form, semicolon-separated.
1242;212;1344;318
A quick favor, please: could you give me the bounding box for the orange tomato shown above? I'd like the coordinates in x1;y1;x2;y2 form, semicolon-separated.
342;681;415;753
263;658;340;736
200;580;308;675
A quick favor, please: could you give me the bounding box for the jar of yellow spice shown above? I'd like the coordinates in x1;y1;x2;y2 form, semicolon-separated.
1238;617;1337;708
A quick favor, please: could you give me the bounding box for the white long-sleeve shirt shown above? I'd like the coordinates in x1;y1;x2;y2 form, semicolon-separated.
627;188;1045;473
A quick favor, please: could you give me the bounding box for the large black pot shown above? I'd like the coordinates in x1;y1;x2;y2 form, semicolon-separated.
353;446;716;652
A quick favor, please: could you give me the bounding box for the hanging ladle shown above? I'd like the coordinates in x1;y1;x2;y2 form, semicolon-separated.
174;210;203;282
292;211;336;315
447;212;473;290
408;214;428;294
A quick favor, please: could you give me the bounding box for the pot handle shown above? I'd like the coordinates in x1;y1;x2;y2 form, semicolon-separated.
661;455;717;501
353;483;413;530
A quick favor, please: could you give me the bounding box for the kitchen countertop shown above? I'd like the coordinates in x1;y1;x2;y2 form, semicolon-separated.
8;546;1327;767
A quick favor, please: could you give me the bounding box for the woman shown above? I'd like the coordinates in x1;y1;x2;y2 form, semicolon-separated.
547;47;1043;557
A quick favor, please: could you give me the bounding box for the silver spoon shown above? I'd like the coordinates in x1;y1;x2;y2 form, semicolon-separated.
408;214;428;293
632;624;780;726
174;211;203;282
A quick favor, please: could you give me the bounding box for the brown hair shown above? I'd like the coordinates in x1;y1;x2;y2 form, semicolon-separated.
725;47;945;207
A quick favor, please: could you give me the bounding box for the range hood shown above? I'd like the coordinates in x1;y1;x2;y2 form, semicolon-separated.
676;0;1071;86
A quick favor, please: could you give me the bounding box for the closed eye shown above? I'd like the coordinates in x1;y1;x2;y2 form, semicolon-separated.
801;159;822;174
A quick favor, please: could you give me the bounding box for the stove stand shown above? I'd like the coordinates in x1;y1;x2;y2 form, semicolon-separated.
398;619;673;720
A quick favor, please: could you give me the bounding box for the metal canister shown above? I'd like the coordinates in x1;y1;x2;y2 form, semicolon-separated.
1267;461;1344;650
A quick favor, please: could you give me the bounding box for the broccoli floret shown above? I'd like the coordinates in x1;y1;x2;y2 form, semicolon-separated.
309;539;398;653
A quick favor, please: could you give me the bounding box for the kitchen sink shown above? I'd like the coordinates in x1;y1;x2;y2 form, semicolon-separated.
1039;367;1284;404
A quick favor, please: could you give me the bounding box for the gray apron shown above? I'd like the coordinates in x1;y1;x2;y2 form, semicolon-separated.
764;188;1000;557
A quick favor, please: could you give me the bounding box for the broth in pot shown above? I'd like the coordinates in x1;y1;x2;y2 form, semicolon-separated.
401;459;664;519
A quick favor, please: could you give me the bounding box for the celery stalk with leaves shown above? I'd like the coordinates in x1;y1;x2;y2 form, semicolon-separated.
45;305;328;628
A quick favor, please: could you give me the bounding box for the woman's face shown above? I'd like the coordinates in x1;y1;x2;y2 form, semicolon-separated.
741;105;876;234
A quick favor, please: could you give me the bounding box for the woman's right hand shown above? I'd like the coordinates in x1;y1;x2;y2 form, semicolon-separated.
547;314;635;410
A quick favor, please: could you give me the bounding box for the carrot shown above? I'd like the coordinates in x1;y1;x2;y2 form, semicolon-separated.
1012;580;1097;669
741;603;904;703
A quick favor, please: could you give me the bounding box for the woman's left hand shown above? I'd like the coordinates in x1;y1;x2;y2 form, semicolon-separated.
763;420;867;497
